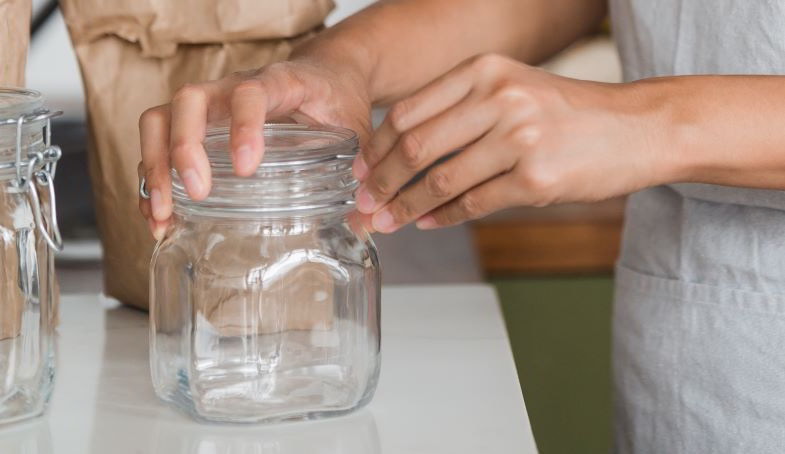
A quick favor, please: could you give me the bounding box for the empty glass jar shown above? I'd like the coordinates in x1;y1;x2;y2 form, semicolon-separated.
0;88;63;424
150;124;381;424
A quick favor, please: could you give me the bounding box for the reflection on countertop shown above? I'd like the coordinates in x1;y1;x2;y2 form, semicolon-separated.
89;305;381;454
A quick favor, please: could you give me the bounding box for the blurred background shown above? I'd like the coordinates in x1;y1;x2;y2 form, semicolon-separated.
28;1;622;452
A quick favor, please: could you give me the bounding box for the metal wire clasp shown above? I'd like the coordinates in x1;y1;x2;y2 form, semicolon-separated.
10;110;64;251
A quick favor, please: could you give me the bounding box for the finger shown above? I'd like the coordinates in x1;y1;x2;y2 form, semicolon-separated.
356;92;499;214
229;66;308;176
139;106;174;222
370;134;517;232
361;60;476;174
358;211;376;234
137;161;167;241
228;80;266;176
416;172;520;229
169;83;216;200
148;219;168;242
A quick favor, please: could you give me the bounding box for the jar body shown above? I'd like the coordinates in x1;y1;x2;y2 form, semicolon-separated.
0;89;60;425
150;213;381;423
0;179;56;424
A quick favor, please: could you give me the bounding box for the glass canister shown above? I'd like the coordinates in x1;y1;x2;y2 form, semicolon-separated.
150;124;381;424
0;88;63;424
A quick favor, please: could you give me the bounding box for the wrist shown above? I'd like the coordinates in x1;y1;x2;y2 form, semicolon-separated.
626;77;701;186
290;32;378;102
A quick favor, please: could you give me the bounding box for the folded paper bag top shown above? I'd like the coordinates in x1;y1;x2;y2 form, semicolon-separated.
60;0;335;57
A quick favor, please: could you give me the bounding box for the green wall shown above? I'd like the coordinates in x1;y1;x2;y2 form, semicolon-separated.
492;277;614;454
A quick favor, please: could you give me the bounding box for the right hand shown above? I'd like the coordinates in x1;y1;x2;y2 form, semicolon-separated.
138;58;373;240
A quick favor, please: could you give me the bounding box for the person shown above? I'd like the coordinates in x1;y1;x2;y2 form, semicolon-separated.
138;0;785;451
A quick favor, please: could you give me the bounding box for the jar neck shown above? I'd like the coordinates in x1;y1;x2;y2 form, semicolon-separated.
0;88;48;182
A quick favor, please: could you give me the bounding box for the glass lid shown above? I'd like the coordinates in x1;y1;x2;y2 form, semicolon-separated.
0;88;44;119
203;123;358;169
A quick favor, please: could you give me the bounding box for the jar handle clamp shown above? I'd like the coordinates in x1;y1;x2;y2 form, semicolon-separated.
13;111;64;252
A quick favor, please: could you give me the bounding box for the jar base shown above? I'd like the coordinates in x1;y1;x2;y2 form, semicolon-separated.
157;367;378;425
0;387;48;426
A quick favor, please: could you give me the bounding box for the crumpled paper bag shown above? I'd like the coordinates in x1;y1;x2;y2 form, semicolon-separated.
60;0;334;310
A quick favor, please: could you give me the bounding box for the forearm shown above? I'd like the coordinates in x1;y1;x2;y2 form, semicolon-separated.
293;0;606;105
639;76;785;190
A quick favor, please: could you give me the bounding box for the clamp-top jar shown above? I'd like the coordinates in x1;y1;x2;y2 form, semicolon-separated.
0;88;63;424
150;124;381;424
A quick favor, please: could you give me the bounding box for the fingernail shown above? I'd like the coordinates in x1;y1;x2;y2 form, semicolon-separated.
372;209;396;233
181;169;203;198
353;154;369;181
234;145;257;174
355;185;376;213
416;215;438;230
153;224;167;241
150;189;165;221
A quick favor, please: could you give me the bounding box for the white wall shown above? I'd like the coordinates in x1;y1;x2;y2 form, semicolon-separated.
25;0;377;119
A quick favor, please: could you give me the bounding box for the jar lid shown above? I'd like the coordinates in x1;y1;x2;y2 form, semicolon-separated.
0;88;44;119
203;123;358;168
173;124;359;218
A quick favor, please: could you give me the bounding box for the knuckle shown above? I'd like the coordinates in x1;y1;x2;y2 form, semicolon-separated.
392;198;417;221
457;193;483;219
170;143;195;165
470;53;507;79
508;125;543;148
369;175;395;198
516;164;559;207
491;82;533;109
232;79;262;97
138;106;166;129
424;169;453;199
398;133;426;170
172;83;205;104
387;102;411;134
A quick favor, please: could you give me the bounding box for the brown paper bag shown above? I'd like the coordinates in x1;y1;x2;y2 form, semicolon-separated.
0;0;29;339
0;0;30;86
60;0;335;310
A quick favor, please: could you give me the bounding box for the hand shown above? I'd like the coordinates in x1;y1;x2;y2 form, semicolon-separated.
138;57;373;239
353;54;676;232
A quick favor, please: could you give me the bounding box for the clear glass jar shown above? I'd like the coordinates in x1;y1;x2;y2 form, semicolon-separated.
150;124;381;424
0;88;63;424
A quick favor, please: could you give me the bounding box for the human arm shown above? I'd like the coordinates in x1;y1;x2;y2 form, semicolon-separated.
354;56;785;232
138;0;607;238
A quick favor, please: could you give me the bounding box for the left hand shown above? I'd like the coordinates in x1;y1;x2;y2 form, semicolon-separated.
353;53;679;232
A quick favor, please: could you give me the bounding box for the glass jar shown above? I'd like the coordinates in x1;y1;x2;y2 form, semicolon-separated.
0;88;63;424
150;124;381;424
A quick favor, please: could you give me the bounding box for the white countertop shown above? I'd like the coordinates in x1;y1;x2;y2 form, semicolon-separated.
0;286;537;453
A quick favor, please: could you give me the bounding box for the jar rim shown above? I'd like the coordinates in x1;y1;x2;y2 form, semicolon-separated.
0;88;44;119
203;123;358;169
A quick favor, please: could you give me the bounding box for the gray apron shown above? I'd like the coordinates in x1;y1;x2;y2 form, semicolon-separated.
610;1;785;452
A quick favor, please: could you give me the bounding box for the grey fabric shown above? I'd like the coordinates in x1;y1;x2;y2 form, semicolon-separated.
609;1;785;452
